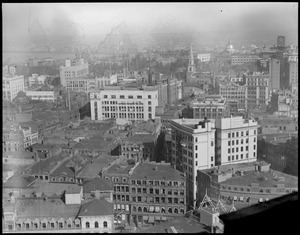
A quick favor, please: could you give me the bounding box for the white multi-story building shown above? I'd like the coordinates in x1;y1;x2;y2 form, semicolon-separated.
197;53;211;62
95;74;118;88
25;90;57;102
289;61;298;92
219;81;248;111
246;73;269;109
231;54;260;65
28;74;47;85
215;116;258;166
90;86;159;121
65;77;96;93
3;75;25;102
190;95;228;119
60;58;89;89
169;119;216;208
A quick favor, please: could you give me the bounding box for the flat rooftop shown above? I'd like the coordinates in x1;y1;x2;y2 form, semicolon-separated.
221;170;298;188
130;162;185;181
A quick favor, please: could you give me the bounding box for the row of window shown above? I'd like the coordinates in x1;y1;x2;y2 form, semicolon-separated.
102;106;145;112
228;145;255;153
100;101;148;105
228;137;256;146
131;205;185;215
101;95;153;99
228;130;256;138
227;152;254;161
114;195;185;204
101;113;149;119
130;179;184;187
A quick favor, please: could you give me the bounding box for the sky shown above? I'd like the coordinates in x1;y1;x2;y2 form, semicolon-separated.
2;3;298;45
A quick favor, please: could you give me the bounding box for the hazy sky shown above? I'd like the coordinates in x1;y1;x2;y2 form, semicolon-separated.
3;3;298;39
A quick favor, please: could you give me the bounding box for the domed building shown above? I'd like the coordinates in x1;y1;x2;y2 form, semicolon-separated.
226;40;235;53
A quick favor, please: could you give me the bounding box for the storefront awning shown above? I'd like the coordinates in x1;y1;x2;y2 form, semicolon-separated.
233;196;237;201
265;198;269;201
149;206;154;212
155;207;160;212
259;198;263;202
161;217;167;221
239;197;244;201
148;216;154;223
155;216;161;221
143;216;148;221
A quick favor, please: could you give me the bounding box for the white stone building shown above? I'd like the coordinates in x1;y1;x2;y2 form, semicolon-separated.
90;85;159;121
215;116;258;166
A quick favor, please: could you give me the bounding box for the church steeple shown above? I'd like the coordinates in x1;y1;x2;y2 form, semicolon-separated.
187;43;196;83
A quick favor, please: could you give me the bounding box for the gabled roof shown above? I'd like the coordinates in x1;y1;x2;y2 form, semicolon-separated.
78;199;113;217
4;174;36;188
83;176;114;193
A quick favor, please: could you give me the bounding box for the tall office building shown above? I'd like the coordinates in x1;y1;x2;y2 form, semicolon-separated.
246;73;269;109
289;61;298;92
3;75;25;102
269;58;280;92
277;36;285;51
60;58;90;92
90;85;158;121
215;116;258;166
169;119;216;209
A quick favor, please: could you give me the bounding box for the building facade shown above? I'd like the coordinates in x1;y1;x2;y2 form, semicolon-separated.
190;95;229;119
197;161;298;210
215;116;258;166
169;119;216;208
60;58;89;89
128;162;186;226
269;58;280;92
3;75;25;102
246;73;269;109
25;90;57;102
231;54;260;66
219;81;248;111
90;86;159;121
289;61;298;92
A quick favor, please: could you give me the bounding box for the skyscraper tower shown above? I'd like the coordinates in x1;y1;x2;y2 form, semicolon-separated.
186;44;196;83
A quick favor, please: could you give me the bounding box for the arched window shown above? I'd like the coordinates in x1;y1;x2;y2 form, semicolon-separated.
103;221;107;228
161;207;166;213
174;208;178;214
132;206;136;212
95;221;98;228
234;187;238;191
86;222;90;228
180;208;185;214
247;188;250;192
168;207;172;213
259;189;263;193
285;189;290;193
138;207;142;212
143;207;147;212
228;187;231;190
240;187;244;191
